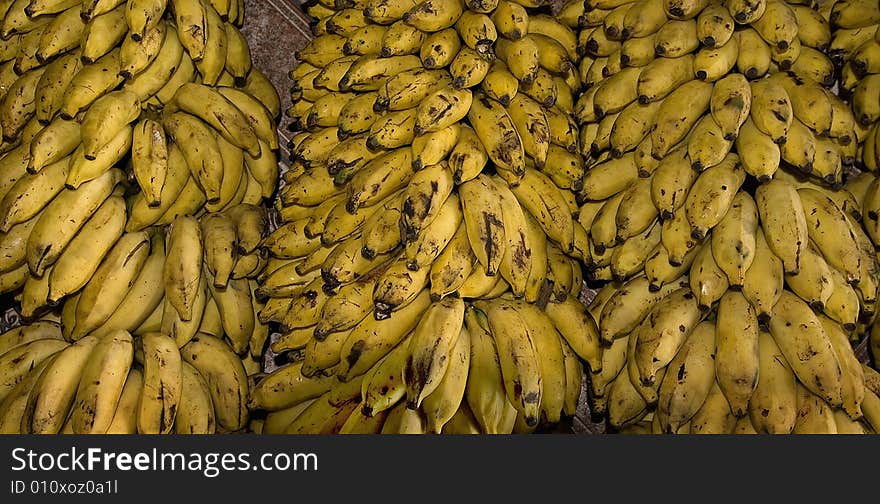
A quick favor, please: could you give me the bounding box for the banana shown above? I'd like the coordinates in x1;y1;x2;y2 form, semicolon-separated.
684;153;746;240
792;383;837;434
593;66;640;117
192;3;226;84
749;331;797;434
734;27;771;79
162;215;204;331
689;380;736;433
77;90;139;163
606;355;648;429
647;146;691;221
358;339;410;417
402;0;463;32
337;24;387;56
130;118;168;207
653;18;698;58
636;54;694;105
33;4;81;64
474;300;541;427
526;14;577;61
375;69;450;115
65;123;134;189
0;155;69;234
25;168;123;277
124;25;184;101
399;160;454;242
712;291;760;418
495;36;540;85
26;118;78;177
151;51;195;107
694;32;740;82
650;79;713;159
45;195;127;304
510;167;574;252
0;321;62;357
174;361;216;434
542;295;602;373
180;334;249;431
463;306;511;433
0;66;46;141
69;330;133;434
823;265;860;331
633;286;703;385
580;153;638;203
133;332;182;434
755;178;808;275
458;175;505;277
706;73;750;144
216;88;277;151
199;213;237;288
336;289;431;381
614;175;658;243
784;239;834;311
312;55;357;93
820;315;864;420
208;273;254;354
709;191;758;287
373;254;431;317
769;290;843;407
510;302;565;424
491;0;527;40
655;320;716;433
18;334;98;434
428;221;475;301
339;54;422;92
163;111;223;203
314;277;374;339
124;0;166;40
80;4;127;63
59;48;123;120
168;82;260;157
448;45;491;89
169;0;207;61
611;221;661;281
126;145;192;232
380;19;427;57
797;187;861;285
609;99;661;159
399;296;463;410
68;231;151;339
599;275;681;344
248;360;334;412
283;393;359;434
92;233;166;337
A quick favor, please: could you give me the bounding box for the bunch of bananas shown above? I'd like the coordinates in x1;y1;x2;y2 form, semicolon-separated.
0;0;282;306
0;0;283;434
249;0;602;433
0;206;273;434
573;0;880;434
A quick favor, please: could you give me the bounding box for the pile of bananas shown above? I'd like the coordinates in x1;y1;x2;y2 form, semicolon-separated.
574;0;880;434
0;207;273;434
0;0;282;304
249;0;603;433
0;0;283;434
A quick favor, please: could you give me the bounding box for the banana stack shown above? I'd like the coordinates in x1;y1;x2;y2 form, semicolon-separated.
0;0;281;313
0;206;273;434
249;0;601;433
0;0;283;434
574;0;880;434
